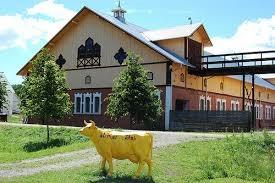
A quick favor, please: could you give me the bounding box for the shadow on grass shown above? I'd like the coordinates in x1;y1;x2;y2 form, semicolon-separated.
23;139;69;152
88;170;155;183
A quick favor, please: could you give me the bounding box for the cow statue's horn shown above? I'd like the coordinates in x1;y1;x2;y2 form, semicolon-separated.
89;120;95;126
84;120;89;126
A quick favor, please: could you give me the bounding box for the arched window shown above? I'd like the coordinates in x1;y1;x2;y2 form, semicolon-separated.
93;43;101;58
180;73;185;82
203;78;207;87
78;45;86;59
147;72;153;80
85;38;94;58
85;75;91;84
220;82;224;90
76;37;101;67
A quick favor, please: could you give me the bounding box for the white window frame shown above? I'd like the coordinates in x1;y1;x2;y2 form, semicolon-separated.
74;92;102;115
231;100;236;111
255;104;260;119
245;102;251;111
206;96;211;111
216;98;221;111
93;92;102;115
83;93;92;114
221;99;226;111
265;105;271;120
269;106;272;120
231;100;240;111
236;101;239;111
199;96;205;111
74;93;83;114
260;104;263;120
255;104;263;120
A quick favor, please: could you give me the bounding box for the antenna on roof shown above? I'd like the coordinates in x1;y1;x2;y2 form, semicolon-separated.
188;17;192;25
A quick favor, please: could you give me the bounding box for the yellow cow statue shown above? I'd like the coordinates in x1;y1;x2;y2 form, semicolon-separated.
79;120;153;178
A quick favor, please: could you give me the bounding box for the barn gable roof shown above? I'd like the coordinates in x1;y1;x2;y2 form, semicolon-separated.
17;6;195;75
142;23;212;46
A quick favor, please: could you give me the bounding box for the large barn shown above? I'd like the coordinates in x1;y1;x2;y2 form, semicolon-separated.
17;5;275;130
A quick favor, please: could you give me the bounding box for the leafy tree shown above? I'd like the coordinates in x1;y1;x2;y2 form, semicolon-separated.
0;75;7;113
20;49;72;143
106;52;162;129
12;84;22;98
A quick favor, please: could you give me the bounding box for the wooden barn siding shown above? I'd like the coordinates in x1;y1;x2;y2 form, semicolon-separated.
65;62;167;89
172;86;274;129
49;12;168;89
172;63;275;104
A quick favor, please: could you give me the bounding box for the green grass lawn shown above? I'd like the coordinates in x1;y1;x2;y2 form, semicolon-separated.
3;132;274;183
0;124;90;163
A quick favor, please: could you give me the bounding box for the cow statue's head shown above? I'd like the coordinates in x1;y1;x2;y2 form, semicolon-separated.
79;120;97;137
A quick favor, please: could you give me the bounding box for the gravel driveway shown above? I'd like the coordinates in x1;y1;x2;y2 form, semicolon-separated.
0;130;224;178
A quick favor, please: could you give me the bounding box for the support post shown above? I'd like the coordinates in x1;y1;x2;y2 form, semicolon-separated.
252;74;255;130
165;86;172;131
242;74;245;111
165;62;173;131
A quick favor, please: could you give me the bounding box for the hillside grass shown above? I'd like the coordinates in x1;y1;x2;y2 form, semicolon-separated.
0;124;90;163
7;114;22;124
3;132;274;183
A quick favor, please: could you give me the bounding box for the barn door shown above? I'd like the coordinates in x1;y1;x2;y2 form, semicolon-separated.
188;38;202;66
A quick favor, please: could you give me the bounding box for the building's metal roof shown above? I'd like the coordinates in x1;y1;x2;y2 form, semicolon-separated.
126;22;148;33
229;75;275;90
93;8;193;67
142;23;202;41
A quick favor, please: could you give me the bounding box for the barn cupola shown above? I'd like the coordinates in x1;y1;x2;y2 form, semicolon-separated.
112;0;127;23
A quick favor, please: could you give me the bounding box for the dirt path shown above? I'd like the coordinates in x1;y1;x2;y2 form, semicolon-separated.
0;131;224;178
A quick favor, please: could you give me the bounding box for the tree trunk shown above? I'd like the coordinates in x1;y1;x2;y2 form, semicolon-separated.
129;113;132;129
42;118;50;144
46;124;50;144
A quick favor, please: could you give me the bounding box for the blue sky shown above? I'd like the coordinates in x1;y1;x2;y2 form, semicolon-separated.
0;0;274;84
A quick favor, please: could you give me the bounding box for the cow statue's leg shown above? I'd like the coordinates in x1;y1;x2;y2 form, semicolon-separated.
100;157;106;170
134;161;145;178
106;157;113;176
145;159;153;176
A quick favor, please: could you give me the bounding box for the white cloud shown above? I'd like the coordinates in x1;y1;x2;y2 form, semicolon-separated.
0;0;76;51
27;0;75;20
205;15;275;54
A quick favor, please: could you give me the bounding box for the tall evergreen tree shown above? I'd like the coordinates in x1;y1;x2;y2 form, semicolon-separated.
20;49;72;143
12;84;22;98
106;52;162;129
0;75;7;113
